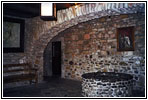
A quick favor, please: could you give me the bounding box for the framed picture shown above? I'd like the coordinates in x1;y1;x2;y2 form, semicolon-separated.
3;17;25;53
117;26;135;51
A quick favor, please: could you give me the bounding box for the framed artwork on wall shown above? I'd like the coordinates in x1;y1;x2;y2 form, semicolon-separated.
3;17;25;53
117;26;135;51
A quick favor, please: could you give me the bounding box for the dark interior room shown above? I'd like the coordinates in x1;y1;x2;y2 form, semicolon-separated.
2;2;146;98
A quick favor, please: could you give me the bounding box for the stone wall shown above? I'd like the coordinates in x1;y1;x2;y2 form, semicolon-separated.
31;3;144;83
3;3;145;90
61;13;145;91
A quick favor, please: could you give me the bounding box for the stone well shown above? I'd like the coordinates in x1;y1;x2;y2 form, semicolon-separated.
82;72;133;97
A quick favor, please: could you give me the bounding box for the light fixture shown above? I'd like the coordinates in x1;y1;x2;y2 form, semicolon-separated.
75;3;78;8
40;3;57;21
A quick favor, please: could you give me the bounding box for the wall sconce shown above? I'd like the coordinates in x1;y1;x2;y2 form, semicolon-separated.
40;3;57;21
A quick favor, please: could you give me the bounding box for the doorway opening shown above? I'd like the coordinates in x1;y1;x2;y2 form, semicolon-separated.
52;41;61;77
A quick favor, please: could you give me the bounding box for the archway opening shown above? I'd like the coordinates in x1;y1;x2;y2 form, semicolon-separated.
43;32;64;80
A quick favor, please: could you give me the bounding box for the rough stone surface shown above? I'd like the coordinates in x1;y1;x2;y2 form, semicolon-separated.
3;3;145;92
62;13;145;91
82;72;133;97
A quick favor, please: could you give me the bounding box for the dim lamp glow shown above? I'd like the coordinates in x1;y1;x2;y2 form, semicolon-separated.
40;3;57;21
41;3;53;16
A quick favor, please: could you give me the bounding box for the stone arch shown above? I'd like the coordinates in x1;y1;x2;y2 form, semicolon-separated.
43;32;65;80
32;4;144;82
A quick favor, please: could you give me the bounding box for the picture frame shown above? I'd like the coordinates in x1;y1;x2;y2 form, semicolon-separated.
3;17;25;53
117;26;135;51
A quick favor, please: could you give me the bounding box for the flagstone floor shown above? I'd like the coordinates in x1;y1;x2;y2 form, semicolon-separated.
3;77;145;98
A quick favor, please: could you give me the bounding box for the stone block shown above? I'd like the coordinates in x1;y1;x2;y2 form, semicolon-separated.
77;40;83;45
66;66;70;70
103;68;108;72
99;17;106;22
64;37;71;41
78;34;83;40
120;14;129;19
100;40;107;43
84;34;90;40
35;59;40;65
71;75;75;78
90;34;97;39
119;62;128;66
104;34;109;38
72;35;78;41
100;51;107;56
97;34;102;38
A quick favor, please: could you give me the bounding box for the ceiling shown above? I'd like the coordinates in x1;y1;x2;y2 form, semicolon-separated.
3;3;78;18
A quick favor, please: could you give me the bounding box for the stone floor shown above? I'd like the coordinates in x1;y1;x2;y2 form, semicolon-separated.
3;78;145;98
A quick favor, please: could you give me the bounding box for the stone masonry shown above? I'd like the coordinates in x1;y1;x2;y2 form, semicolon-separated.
82;72;133;97
62;13;145;91
3;3;145;91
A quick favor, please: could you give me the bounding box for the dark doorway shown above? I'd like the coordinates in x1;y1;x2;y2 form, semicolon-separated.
52;41;61;77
